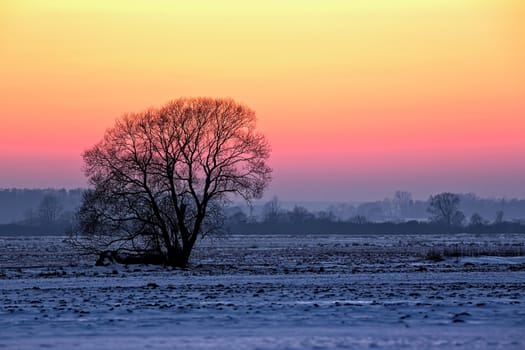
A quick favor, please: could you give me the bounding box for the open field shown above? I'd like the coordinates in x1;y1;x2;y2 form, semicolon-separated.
1;233;524;349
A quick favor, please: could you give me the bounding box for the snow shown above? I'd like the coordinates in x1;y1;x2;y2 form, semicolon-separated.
0;233;524;349
460;256;525;265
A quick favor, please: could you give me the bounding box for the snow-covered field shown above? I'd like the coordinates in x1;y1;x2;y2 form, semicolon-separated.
1;233;524;349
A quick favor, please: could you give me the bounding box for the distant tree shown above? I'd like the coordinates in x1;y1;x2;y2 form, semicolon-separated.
75;97;271;267
469;213;484;226
38;195;62;224
427;192;465;228
287;205;314;223
494;210;504;224
262;196;283;222
349;215;368;224
392;190;414;218
316;210;336;222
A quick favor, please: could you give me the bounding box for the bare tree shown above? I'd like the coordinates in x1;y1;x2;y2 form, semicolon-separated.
469;213;484;226
494;210;504;224
262;196;283;222
38;194;62;224
287;205;314;224
74;97;272;267
427;192;465;228
392;190;414;218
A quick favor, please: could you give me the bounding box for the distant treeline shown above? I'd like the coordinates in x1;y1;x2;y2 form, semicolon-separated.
0;188;83;224
1;188;525;235
241;192;525;223
313;192;525;222
224;193;525;234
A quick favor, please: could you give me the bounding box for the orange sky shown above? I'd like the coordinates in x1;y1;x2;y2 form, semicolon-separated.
1;1;524;200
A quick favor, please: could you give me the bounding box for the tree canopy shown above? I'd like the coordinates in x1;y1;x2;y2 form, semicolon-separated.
76;97;272;267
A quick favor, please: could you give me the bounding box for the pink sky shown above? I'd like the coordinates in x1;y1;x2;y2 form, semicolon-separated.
1;1;524;200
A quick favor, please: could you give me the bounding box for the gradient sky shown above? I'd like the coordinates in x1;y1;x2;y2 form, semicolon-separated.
1;0;524;200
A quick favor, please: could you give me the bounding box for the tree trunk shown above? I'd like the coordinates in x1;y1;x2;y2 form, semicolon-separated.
166;246;191;268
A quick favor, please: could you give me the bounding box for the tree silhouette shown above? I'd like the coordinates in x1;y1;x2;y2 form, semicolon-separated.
427;192;465;229
393;190;414;218
38;194;62;224
262;196;283;222
469;213;484;226
75;97;271;267
494;210;504;224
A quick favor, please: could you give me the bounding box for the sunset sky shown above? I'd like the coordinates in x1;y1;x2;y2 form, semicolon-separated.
1;0;524;200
